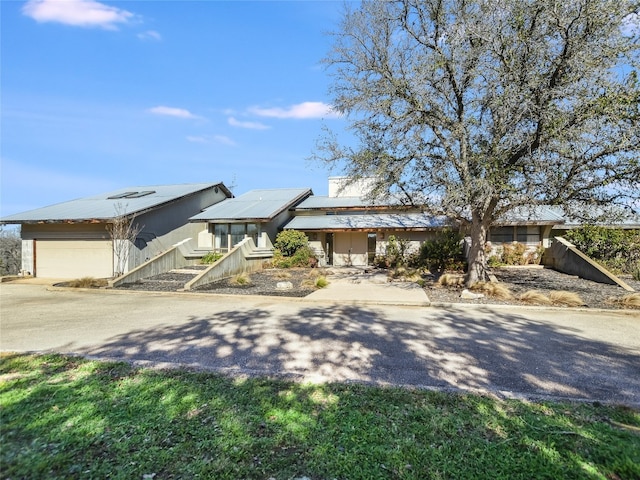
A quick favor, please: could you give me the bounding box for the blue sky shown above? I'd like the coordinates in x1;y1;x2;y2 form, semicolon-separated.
1;0;351;218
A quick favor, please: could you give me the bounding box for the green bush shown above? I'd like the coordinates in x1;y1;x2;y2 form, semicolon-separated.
200;252;223;264
271;246;317;268
501;242;527;265
418;230;464;271
384;235;411;268
564;226;640;275
274;230;309;257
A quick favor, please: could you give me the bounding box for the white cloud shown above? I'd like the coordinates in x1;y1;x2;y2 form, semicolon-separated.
148;106;201;119
186;135;236;146
249;101;341;119
228;117;271;130
22;0;134;30
138;30;162;41
213;135;237;146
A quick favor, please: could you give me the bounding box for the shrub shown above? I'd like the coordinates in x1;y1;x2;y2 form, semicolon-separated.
563;226;640;275
549;291;585;307
419;230;464;271
201;252;223;264
230;273;250;285
271;246;317;268
68;277;108;288
314;276;329;288
501;242;527;265
274;230;309;257
385;235;411;268
606;293;640;309
518;290;553;305
437;273;465;287
470;282;514;300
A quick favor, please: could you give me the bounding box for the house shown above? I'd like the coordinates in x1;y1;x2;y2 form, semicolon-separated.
284;177;449;266
488;206;566;249
189;188;313;252
284;178;640;267
1;183;231;278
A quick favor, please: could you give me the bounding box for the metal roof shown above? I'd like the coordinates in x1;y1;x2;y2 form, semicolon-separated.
294;195;402;210
190;188;312;222
284;213;449;231
496;206;566;225
1;183;230;223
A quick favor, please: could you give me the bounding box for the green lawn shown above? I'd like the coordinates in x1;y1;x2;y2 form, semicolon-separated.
1;353;638;479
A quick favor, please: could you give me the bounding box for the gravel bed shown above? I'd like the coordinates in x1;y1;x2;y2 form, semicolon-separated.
112;265;639;310
116;268;319;297
424;266;640;310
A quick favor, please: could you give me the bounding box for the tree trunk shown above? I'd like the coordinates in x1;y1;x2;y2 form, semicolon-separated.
465;212;490;287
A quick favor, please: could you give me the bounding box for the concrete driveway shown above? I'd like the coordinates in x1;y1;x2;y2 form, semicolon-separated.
1;282;639;406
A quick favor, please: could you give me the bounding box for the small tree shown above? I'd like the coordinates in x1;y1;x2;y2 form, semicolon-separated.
106;204;143;277
0;227;21;276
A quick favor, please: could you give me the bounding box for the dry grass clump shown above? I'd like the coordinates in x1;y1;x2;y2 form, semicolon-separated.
606;292;640;309
301;275;329;289
306;268;325;278
470;282;514;300
437;273;465;287
68;277;108;288
230;273;250;285
549;290;585;307
518;290;553;306
273;270;292;279
389;267;422;282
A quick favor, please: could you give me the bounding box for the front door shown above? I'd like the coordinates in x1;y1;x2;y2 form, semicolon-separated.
325;233;334;266
367;233;377;265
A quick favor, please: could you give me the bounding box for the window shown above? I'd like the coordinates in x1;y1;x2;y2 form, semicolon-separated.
490;226;541;244
246;223;259;244
230;224;246;246
214;224;228;250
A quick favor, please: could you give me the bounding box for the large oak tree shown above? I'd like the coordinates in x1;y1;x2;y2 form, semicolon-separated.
314;0;640;285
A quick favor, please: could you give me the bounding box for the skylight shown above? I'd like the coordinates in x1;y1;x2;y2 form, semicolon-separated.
108;191;156;200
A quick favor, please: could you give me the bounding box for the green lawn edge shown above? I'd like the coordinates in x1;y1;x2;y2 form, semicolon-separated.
1;352;638;479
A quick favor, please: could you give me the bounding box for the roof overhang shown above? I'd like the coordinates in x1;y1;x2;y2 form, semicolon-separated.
284;213;451;231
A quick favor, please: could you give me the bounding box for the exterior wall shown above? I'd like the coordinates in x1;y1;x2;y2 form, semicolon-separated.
376;231;435;257
109;243;194;288
328;176;376;197
185;238;266;290
542;236;634;291
299;230;440;267
334;232;368;266
132;187;228;264
21;240;34;275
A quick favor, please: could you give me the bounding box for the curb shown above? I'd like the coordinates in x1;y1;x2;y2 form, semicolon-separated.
38;283;640;314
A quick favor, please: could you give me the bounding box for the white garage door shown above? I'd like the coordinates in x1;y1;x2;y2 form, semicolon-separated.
36;240;113;279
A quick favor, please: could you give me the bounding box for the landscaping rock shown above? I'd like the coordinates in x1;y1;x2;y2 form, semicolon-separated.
460;289;485;300
276;281;293;290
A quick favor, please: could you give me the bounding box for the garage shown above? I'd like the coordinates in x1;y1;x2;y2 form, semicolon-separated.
35;239;113;279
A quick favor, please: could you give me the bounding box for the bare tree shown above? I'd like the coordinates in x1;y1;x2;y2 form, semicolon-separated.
314;0;640;285
106;203;143;277
0;227;21;276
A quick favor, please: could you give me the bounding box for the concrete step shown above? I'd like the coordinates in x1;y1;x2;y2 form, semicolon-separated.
245;248;274;259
